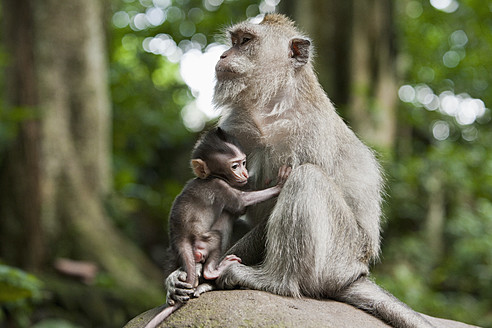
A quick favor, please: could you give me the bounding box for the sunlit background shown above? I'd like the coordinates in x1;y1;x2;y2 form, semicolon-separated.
112;0;279;132
111;0;489;136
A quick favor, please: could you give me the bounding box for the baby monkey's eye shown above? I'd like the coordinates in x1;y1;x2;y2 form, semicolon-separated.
231;163;239;170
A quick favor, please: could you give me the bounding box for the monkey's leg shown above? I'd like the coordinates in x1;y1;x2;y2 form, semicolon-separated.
203;254;242;279
217;164;434;328
195;255;242;297
217;164;364;297
194;282;214;297
192;255;241;298
166;222;265;302
336;276;435;328
223;219;267;265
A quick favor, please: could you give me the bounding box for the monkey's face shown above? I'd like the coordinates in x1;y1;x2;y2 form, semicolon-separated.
227;155;248;187
211;145;249;188
215;32;256;81
213;15;312;108
214;29;258;106
224;143;249;187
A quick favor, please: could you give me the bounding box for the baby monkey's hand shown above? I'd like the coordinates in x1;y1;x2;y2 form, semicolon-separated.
276;165;292;188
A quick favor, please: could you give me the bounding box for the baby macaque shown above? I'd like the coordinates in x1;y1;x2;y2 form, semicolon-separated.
171;127;290;288
144;127;290;328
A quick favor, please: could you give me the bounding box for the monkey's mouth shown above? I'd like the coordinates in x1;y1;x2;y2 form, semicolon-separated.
215;67;238;80
235;180;248;187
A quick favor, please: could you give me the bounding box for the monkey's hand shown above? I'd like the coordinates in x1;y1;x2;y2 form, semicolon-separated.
165;269;195;306
276;165;292;188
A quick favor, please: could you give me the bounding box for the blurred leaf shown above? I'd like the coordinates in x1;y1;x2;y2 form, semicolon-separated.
0;264;42;303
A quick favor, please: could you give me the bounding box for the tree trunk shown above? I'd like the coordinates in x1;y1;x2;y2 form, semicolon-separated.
349;0;397;150
1;0;160;292
425;170;445;265
279;0;398;151
280;0;352;106
0;0;44;272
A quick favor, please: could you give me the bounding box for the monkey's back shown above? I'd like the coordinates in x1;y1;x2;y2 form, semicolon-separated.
168;178;235;249
170;179;216;235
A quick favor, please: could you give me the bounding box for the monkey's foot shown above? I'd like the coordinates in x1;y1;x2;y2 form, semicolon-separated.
203;255;242;280
194;282;215;297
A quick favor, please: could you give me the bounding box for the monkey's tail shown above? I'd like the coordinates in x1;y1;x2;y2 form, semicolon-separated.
143;303;182;328
336;276;436;328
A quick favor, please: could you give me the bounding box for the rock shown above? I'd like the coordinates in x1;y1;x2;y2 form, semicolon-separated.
125;290;480;328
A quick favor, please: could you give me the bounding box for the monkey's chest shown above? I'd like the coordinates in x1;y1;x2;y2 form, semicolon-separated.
248;146;291;187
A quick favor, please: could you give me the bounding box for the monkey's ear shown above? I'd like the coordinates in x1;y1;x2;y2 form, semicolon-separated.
191;159;211;179
289;38;311;68
216;127;226;141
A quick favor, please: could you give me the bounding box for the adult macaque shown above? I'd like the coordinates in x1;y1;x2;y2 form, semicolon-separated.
145;127;290;328
166;14;435;328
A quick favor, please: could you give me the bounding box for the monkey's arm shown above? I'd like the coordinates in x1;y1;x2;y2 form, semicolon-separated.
221;166;290;263
240;186;281;206
218;184;279;215
225;165;291;213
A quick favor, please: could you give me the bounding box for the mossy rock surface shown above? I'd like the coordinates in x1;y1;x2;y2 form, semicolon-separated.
125;290;480;328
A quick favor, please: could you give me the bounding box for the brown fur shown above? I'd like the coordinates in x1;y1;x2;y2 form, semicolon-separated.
151;127;290;328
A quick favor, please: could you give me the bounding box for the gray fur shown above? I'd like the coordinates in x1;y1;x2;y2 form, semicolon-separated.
211;14;434;328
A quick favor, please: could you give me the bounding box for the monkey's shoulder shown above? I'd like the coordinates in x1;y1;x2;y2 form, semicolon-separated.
187;177;232;189
177;178;235;203
169;179;219;226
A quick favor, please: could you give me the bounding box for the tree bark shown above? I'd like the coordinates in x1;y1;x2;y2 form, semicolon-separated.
1;0;161;291
1;0;44;271
348;0;397;150
425;170;445;264
279;0;398;151
280;0;352;106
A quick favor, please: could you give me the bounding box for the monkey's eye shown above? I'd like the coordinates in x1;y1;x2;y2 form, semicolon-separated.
231;35;252;47
241;37;251;45
242;160;246;166
231;163;239;170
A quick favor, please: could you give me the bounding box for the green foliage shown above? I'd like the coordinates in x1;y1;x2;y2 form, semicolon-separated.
0;106;40;155
109;0;264;255
379;134;492;326
0;264;43;326
31;319;82;328
0;264;42;304
374;1;492;326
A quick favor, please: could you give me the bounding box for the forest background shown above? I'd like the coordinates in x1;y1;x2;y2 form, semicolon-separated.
0;0;491;327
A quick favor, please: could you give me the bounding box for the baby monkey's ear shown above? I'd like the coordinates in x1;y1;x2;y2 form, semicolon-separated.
191;159;210;179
